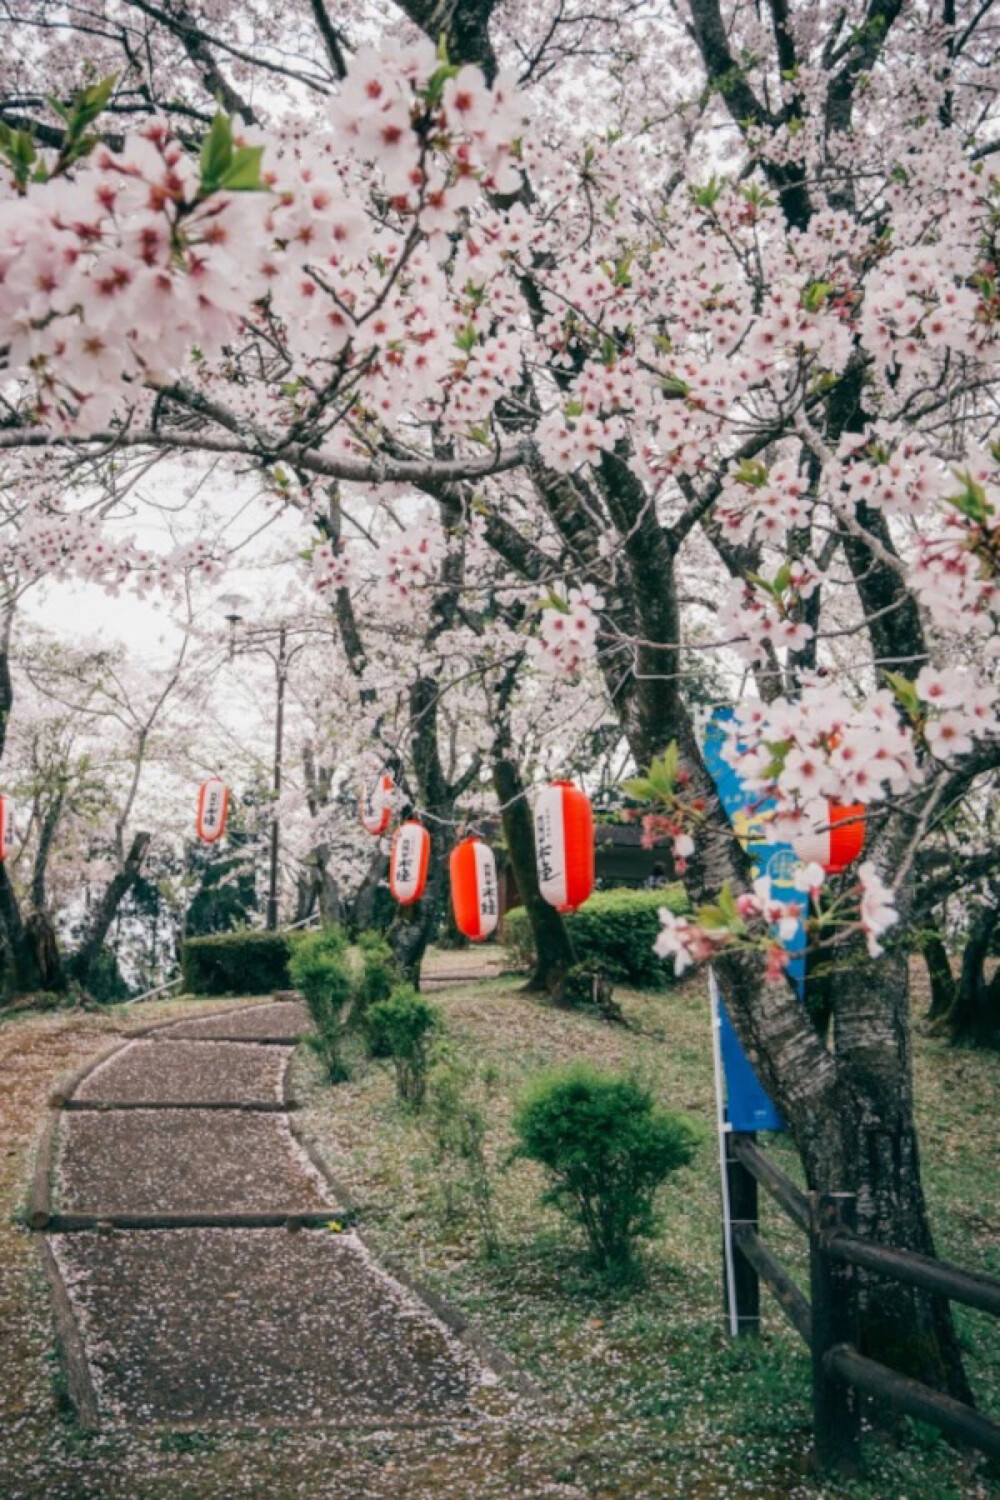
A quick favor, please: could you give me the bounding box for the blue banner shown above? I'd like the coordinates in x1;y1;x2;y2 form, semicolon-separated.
702;709;806;1132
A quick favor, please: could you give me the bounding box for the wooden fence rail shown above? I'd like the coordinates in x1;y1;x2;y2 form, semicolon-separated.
724;1130;1000;1474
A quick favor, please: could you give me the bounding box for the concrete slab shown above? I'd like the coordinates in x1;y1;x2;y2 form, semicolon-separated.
161;1002;311;1043
73;1041;289;1106
54;1110;333;1216
51;1228;487;1427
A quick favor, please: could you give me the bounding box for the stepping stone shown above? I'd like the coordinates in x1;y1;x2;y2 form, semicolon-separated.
73;1040;289;1107
51;1228;486;1426
162;1002;311;1043
54;1111;332;1216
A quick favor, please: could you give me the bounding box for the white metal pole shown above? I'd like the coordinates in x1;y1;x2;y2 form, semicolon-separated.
710;966;740;1338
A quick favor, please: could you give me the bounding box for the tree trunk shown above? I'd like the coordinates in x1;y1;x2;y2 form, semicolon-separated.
945;905;1000;1048
492;741;576;993
69;832;151;990
0;864;50;996
25;908;66;993
922;927;956;1021
313;847;341;925
389;840;449;986
831;950;973;1400
352;847;385;933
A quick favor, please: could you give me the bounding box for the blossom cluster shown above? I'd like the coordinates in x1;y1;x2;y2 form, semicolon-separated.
0;503;222;593
0;124;270;430
722;670;997;849
0;42;529;437
529;585;604;676
307;540;352;597
377;517;446;615
715;564;818;666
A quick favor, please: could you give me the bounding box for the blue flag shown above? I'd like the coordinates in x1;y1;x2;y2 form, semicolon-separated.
702;709;807;1132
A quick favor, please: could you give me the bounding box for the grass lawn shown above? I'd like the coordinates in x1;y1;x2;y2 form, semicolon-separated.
0;968;997;1497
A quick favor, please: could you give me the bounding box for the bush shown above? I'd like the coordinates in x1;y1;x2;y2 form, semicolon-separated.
181;930;293;995
504;886;687;989
512;1063;698;1276
367;986;441;1107
556;961;625;1023
288;929;352;1081
426;1059;499;1256
356;932;397;1009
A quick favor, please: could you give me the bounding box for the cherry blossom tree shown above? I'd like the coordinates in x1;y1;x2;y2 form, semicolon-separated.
0;622;202;992
0;0;996;1402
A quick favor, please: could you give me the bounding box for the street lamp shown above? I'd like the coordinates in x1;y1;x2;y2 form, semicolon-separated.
218;603;303;932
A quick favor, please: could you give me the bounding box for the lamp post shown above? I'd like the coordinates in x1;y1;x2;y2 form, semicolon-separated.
266;623;287;932
218;605;309;933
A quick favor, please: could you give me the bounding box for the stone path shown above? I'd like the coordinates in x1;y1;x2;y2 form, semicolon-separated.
36;998;504;1431
420;945;508;989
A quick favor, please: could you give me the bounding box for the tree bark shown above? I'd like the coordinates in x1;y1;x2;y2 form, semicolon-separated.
492;748;577;991
944;904;1000;1047
387;673;458;986
833;948;973;1400
922;926;956;1021
25;909;66;993
0;864;45;995
69;832;151;989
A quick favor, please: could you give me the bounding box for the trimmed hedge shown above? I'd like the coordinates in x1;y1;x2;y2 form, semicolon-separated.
504;886;687;989
181;930;295;995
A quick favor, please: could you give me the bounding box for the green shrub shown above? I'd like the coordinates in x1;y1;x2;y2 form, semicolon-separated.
556;960;625;1023
512;1063;698;1276
288;930;352;1081
181;930;293;996
357;933;397;1009
504;887;687;989
426;1059;498;1256
367;986;441;1107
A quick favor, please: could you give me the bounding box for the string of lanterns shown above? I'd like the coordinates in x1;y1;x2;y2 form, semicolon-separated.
360;770;596;937
189;772;865;937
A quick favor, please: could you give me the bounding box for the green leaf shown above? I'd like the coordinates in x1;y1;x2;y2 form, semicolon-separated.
946;469;992;527
218;144;265;192
454;322;477;354
697;905;728;929
424;61;461;107
660;374;690;398
733;457;768;488
802;280;833;313
884;670;922;718
200;111;233;192
691;173;723;210
626;745;679;805
717;881;738;925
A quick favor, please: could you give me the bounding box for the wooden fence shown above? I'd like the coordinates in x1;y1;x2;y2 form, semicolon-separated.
724;1131;1000;1473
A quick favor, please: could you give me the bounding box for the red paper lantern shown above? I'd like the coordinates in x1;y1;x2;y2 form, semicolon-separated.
360;773;393;836
534;780;594;913
450;837;499;942
0;796;15;860
390;820;430;906
196;779;229;844
797;802;865;874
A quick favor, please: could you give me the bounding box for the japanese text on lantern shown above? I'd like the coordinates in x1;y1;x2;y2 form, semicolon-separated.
535;806;557;884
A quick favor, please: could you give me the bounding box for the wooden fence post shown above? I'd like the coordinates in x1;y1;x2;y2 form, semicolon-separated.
725;1131;760;1336
810;1190;861;1474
